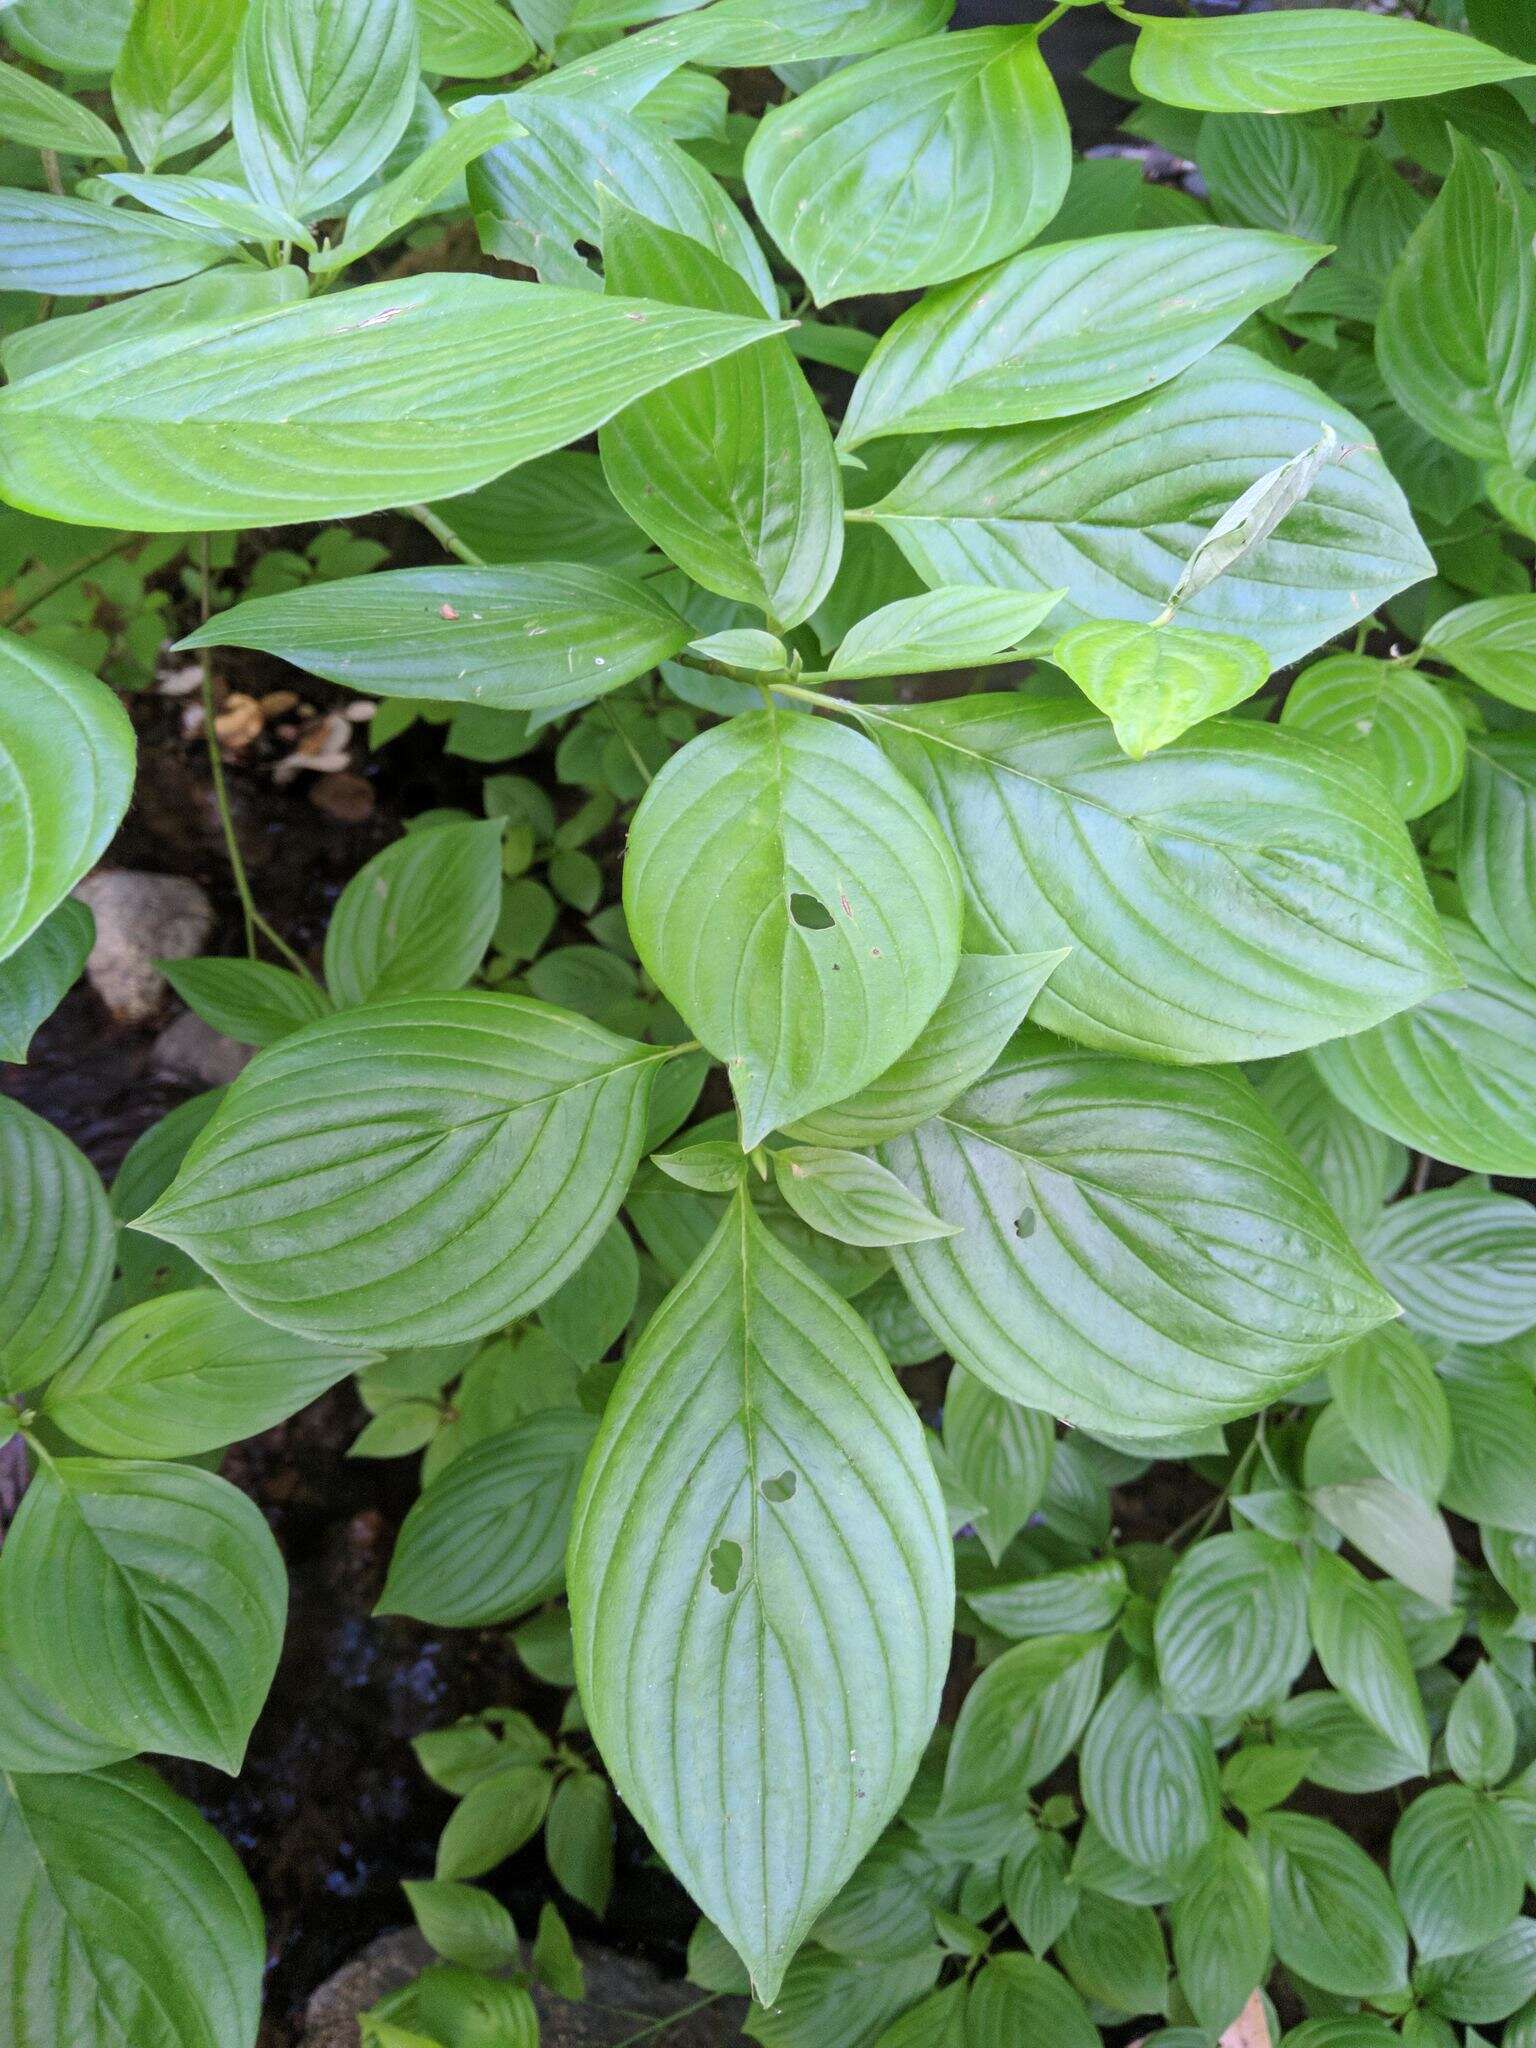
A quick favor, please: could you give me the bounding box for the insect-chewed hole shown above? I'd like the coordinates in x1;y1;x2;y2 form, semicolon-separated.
789;892;835;930
709;1539;743;1593
760;1470;797;1504
1014;1207;1036;1240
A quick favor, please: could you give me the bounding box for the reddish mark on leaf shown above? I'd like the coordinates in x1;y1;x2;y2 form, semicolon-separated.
440;604;459;620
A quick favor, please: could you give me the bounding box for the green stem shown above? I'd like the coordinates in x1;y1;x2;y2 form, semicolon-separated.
673;648;791;690
0;532;142;629
605;1992;728;2048
408;503;487;567
194;536;313;979
597;696;654;787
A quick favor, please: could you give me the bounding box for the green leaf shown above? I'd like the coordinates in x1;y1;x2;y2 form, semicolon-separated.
0;1761;264;2048
1447;1663;1517;1787
466;90;775;305
184;563;688;722
826;586;1063;680
744;27;1069;305
537;1219;639;1366
745;1948;942;2048
813;1832;954;1962
546;1770;614;1917
1272;1690;1420;1795
377;1410;597;1625
95;170;313;250
1439;1345;1536;1536
598;200;842;632
840;225;1322;447
0;633;134;967
1154;1529;1310;1716
0;1629;136;1776
112;0;243;169
0;1098;113;1397
1252;1054;1406;1238
568;1192;952;2004
1053;619;1270;758
772;1147;957;1248
1310;918;1536;1178
425;450;649;572
924;1633;1106;1856
1280;655;1467;821
403;1878;520;1972
1222;1744;1313;1822
1002;1828;1078;1956
0;897;93;1063
1170;1824;1271;2035
136;992;672;1345
873;699;1453;1062
1129;9;1533;114
861;346;1434;667
1197;113;1362;244
0;60;122;156
158;956;331;1048
530;1900;584;2002
0;1458;286;1772
0;190;230;296
1;0;133;72
322;820;504;1008
1327;1324;1451;1505
418;0;534;76
967;1557;1127;1641
368;1962;540;2046
668;0;949;68
882;1032;1395;1437
1054;1890;1167;2018
1360;1184;1536;1347
1307;1547;1429;1772
624;709;961;1149
1459;737;1536;985
234;0;419;217
1079;1662;1220;1879
966;1955;1099;2048
941;1366;1052;1566
1424;595;1536;712
1391;1783;1524;1960
1253;1810;1409;2001
434;1763;551;1880
1415;1918;1536;2024
783;953;1063;1152
313;101;516;274
1378;139;1536;471
652;1141;748;1194
41;1287;377;1457
1309;1478;1456;1610
0;262;307;384
0;273;786;532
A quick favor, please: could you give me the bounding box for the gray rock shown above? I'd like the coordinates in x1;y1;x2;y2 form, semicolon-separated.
150;1010;253;1087
299;1928;748;2048
73;869;214;1025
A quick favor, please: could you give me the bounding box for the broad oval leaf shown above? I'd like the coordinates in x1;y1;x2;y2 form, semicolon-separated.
1414;1917;1536;2027
1170;1824;1271;2036
1154;1530;1310;1716
1327;1323;1452;1506
0;897;93;1065
0;273;785;532
0;1098;113;1397
1079;1663;1220;1878
771;1147;957;1247
667;0;950;68
862;346;1434;667
418;0;535;75
1252;1810;1409;2002
941;1366;1053;1566
870;697;1455;1064
967;1955;1098;2048
1197;111;1363;244
0;1633;135;1776
135;992;673;1345
234;0;420;218
378;1410;598;1626
1423;594;1536;712
623;710;962;1148
41;1289;380;1458
882;1032;1395;1437
598;199;842;631
158;956;332;1049
182;563;689;720
1458;736;1536;984
1307;1548;1429;1772
840;226;1323;447
1377;138;1536;472
1129;9;1533;114
1309;1476;1456;1611
1440;1344;1536;1537
0;1458;287;1772
0;632;135;966
1390;1784;1524;1961
744;27;1069;305
1280;655;1467;820
784;950;1065;1149
112;0;244;170
0;60;123;156
826;587;1063;680
1310;918;1536;1177
1360;1185;1536;1347
0;263;308;384
323;819;505;1007
568;1192;953;2004
0;1761;265;2048
1053;619;1270;759
1252;1054;1406;1238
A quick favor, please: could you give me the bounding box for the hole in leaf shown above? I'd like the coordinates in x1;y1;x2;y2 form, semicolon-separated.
789;892;834;930
1014;1208;1036;1240
709;1539;743;1593
760;1470;797;1504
